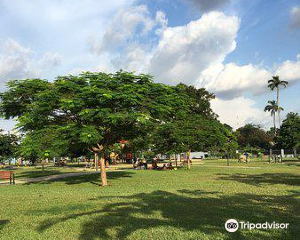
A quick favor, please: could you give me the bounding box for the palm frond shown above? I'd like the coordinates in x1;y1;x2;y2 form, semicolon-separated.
268;84;275;90
279;80;289;88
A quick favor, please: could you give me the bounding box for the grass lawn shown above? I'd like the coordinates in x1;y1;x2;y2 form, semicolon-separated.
0;159;299;240
10;165;84;179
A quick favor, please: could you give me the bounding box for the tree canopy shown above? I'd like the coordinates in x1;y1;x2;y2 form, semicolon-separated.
276;112;300;150
236;124;272;150
0;129;18;162
1;71;236;185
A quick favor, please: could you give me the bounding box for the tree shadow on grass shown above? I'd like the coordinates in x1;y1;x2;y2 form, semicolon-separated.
15;170;66;179
217;173;300;187
36;190;299;240
0;220;9;231
28;171;134;186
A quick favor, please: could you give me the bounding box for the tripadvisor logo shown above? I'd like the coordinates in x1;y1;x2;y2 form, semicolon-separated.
225;219;239;232
225;219;289;232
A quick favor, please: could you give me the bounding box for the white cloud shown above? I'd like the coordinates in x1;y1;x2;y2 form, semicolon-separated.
1;0;133;25
91;9;241;86
0;39;38;90
155;11;168;35
291;6;300;28
211;97;270;129
92;7;300;102
0;39;61;90
111;43;153;73
196;54;300;99
149;11;239;85
40;52;61;68
275;58;300;82
200;63;271;99
89;5;169;73
90;5;157;54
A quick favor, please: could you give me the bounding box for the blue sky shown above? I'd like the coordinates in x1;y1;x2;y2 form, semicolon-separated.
0;0;300;131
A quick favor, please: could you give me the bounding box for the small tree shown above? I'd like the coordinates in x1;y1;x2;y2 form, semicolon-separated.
0;130;18;163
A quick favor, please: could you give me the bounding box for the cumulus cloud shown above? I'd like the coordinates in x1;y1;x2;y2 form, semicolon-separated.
149;11;239;85
198;55;300;99
111;43;153;73
91;8;240;86
0;39;61;90
211;97;270;129
200;63;271;99
0;39;38;90
291;6;300;28
40;52;61;68
91;5;300;102
275;58;300;82
89;5;169;73
90;5;165;54
182;0;230;12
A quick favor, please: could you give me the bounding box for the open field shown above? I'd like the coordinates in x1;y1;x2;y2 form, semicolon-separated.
0;159;299;240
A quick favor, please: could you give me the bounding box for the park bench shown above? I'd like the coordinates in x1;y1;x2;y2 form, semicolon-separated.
0;171;15;184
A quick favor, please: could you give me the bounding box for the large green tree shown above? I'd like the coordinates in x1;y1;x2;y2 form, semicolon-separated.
267;76;288;129
276;112;300;151
153;117;234;154
1;71;228;184
236;124;273;150
1;71;210;185
152;83;236;168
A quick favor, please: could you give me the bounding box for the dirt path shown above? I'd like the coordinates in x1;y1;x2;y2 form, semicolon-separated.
16;171;100;184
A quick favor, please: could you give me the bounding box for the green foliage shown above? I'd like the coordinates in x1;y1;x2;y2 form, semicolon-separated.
1;71;222;157
17;129;64;165
0;79;51;119
276;112;300;150
264;100;283;114
236;124;273;150
0;129;18;161
267;76;288;91
153;115;236;154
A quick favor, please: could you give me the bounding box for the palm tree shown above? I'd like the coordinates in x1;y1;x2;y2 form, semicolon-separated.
264;100;283;135
268;76;288;129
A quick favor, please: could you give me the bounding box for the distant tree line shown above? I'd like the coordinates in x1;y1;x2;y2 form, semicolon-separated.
1;72;299;185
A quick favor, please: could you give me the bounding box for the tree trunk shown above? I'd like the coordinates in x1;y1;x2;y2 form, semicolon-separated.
94;153;99;172
99;153;107;186
277;88;280;129
187;150;191;170
273;113;276;136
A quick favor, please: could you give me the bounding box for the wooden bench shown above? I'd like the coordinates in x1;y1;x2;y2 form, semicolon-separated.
0;171;15;184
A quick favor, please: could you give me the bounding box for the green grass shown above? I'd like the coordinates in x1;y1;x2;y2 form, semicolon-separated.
10;166;81;179
0;159;299;240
